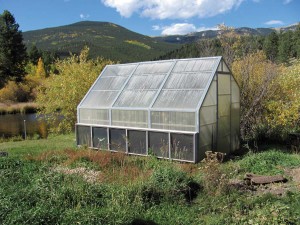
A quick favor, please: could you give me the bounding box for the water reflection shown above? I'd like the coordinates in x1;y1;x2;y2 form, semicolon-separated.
0;113;46;138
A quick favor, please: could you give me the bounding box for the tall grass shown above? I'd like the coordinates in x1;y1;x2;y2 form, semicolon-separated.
0;137;299;224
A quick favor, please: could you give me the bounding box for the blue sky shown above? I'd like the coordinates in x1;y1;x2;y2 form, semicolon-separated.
0;0;299;36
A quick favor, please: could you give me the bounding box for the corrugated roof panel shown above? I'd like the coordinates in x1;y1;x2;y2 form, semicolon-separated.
80;90;119;108
164;72;212;90
152;90;204;110
134;61;173;75
114;90;157;108
102;64;137;77
192;59;216;71
126;75;165;90
92;76;128;90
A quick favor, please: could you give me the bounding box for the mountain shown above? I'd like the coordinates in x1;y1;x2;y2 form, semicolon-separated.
22;21;180;63
154;25;298;44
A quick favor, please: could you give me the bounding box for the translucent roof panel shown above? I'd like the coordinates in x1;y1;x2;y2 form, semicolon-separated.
112;61;174;108
114;90;157;108
80;91;119;108
151;58;219;110
164;72;212;90
101;64;137;77
134;61;174;75
79;57;221;112
152;90;204;110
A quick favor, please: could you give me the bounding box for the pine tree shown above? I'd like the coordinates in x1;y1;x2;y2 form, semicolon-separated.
263;31;279;61
28;45;41;65
0;10;27;87
278;31;293;63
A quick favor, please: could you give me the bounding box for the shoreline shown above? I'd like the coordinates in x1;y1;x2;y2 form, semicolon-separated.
0;102;38;115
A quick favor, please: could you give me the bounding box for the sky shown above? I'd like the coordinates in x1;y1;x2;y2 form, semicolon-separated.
0;0;299;36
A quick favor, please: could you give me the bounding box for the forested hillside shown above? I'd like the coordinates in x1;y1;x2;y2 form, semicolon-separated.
23;21;180;62
158;24;300;65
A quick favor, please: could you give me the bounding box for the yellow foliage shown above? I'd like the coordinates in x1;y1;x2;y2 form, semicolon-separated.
232;51;281;139
265;60;300;131
36;57;47;78
36;46;114;133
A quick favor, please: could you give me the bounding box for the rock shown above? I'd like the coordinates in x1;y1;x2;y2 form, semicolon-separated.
244;173;288;185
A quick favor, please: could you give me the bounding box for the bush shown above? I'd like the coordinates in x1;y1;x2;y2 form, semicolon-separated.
0;81;29;103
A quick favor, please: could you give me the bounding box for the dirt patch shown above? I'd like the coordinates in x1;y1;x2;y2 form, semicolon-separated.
52;166;102;183
229;167;300;196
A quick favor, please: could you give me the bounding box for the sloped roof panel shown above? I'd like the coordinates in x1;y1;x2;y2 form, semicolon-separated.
79;57;221;112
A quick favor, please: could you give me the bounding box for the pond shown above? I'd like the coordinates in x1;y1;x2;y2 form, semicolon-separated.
0;113;46;138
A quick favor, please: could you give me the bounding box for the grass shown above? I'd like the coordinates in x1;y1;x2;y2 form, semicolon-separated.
0;102;37;115
0;136;300;224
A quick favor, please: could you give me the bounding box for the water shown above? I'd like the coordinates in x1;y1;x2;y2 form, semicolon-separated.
0;113;46;138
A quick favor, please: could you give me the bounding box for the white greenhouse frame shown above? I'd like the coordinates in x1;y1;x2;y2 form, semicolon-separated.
76;57;240;163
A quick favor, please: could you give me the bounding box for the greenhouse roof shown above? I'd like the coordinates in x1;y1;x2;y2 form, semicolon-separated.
78;56;222;112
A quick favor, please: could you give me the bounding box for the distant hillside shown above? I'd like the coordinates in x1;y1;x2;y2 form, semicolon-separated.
23;21;180;62
154;25;298;44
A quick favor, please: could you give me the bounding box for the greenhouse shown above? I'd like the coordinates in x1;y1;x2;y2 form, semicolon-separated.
76;57;240;163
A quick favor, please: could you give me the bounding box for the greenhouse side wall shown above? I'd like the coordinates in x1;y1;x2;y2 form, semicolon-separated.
76;124;197;162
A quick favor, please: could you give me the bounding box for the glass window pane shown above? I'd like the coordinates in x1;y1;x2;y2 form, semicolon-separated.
148;132;169;158
171;133;194;161
92;127;108;150
77;125;91;147
109;128;126;152
128;130;146;155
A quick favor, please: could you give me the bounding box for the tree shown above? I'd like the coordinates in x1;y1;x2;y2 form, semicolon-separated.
278;31;293;64
36;47;114;133
0;10;27;87
35;57;47;78
217;24;242;67
232;51;281;140
28;45;41;65
294;23;300;58
263;31;279;61
265;60;300;137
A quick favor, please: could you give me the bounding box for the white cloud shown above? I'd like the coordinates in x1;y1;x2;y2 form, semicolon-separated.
264;20;284;26
80;13;90;19
153;23;218;35
283;0;293;4
102;0;244;19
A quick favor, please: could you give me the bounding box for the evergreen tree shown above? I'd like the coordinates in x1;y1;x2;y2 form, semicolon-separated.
294;23;300;58
263;31;279;61
28;45;41;65
278;31;293;63
0;10;27;87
